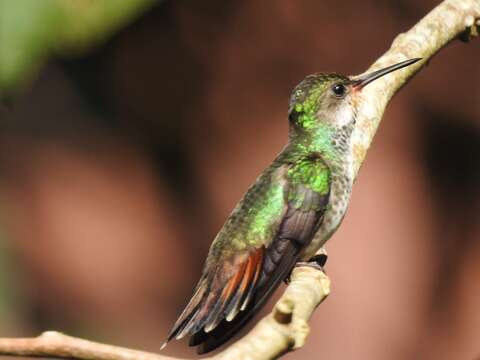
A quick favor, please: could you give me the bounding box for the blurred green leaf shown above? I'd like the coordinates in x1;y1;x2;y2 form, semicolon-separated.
57;0;157;53
0;0;156;93
0;0;64;91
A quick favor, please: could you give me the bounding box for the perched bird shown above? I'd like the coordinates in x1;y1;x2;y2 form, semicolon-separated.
163;58;421;354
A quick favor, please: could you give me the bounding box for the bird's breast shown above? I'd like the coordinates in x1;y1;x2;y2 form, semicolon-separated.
301;172;353;260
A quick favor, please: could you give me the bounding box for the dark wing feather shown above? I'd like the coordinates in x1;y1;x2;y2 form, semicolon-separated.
194;181;329;354
193;240;299;353
164;159;330;354
165;248;264;345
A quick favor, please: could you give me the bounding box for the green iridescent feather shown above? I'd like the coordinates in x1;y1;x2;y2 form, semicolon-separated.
287;158;330;209
209;151;331;259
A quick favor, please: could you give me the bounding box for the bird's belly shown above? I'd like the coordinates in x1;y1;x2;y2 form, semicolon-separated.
301;179;352;260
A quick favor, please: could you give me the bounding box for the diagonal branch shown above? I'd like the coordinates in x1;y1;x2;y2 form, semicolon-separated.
0;0;478;359
349;0;480;177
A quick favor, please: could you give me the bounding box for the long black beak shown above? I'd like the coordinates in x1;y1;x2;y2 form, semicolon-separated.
352;58;421;89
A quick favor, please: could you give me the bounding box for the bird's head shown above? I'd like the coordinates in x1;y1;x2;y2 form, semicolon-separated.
288;58;421;141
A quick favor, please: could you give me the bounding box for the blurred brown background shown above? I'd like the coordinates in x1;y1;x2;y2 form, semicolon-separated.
0;0;479;359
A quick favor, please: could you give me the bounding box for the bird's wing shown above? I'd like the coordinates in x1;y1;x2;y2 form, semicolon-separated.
164;155;331;353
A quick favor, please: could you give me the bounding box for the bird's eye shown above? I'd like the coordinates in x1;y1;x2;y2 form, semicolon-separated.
332;83;346;97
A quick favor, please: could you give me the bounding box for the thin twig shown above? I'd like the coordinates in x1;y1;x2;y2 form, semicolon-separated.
0;331;174;360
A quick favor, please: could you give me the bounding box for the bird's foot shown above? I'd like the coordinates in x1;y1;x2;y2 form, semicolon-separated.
285;249;328;284
297;252;328;271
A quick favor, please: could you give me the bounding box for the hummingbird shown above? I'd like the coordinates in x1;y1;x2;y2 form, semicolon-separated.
163;58;421;354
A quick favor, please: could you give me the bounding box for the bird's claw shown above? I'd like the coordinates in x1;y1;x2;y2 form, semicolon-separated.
284;250;328;284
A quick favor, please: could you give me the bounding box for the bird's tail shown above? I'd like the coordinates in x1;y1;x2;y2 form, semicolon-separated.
162;240;300;354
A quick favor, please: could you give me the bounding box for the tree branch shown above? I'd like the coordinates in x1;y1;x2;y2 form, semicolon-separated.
0;251;330;360
350;0;480;177
0;0;478;359
0;331;174;360
214;259;330;360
